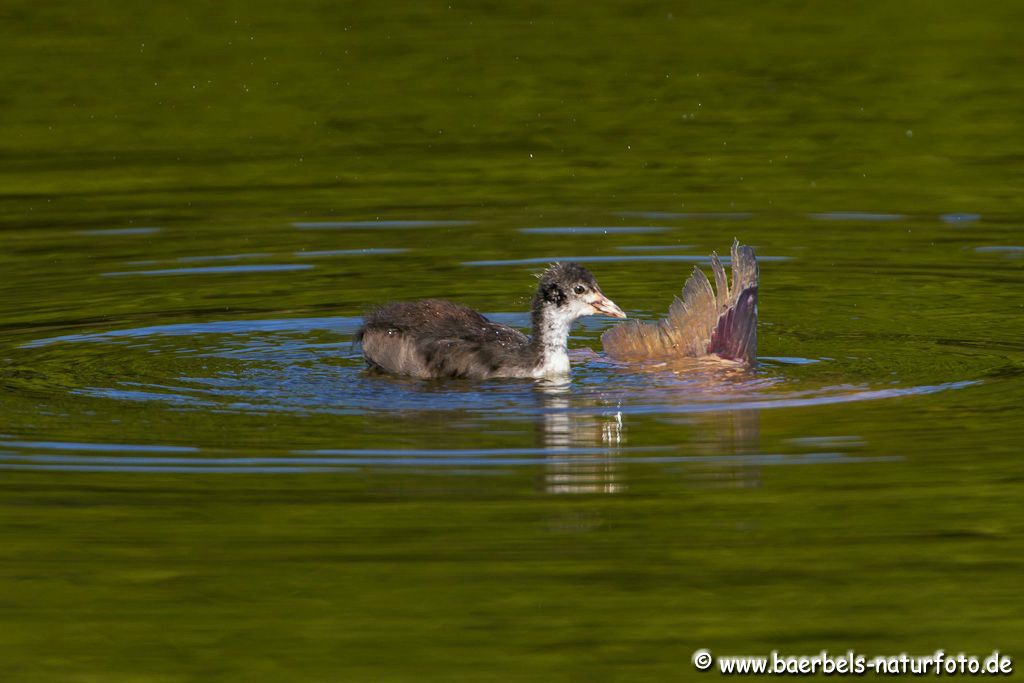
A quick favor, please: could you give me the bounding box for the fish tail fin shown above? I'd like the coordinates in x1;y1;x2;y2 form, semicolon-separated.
601;238;758;364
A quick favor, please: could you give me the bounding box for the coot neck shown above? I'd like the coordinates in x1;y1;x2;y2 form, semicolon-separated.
530;301;573;375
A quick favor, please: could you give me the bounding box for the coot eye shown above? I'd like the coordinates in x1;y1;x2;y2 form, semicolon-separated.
573;284;586;295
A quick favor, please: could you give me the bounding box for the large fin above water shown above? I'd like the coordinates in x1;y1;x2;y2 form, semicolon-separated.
601;239;759;364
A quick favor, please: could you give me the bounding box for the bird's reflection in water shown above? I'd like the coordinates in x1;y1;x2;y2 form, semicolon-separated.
534;360;764;495
535;381;625;495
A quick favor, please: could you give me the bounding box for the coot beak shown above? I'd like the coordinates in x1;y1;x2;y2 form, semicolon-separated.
590;294;626;319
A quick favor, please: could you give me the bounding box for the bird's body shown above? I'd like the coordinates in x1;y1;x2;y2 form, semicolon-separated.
357;263;625;380
358;299;538;379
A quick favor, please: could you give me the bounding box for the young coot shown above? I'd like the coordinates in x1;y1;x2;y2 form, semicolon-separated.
356;262;625;379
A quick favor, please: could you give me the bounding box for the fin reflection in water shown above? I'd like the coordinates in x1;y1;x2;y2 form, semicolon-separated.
534;374;765;496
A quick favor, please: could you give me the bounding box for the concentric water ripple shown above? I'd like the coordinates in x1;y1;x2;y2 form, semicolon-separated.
10;315;980;423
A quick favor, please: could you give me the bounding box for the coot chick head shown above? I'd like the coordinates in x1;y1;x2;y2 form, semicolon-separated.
534;262;625;321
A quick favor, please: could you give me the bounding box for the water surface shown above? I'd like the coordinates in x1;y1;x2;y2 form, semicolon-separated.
1;1;1022;680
